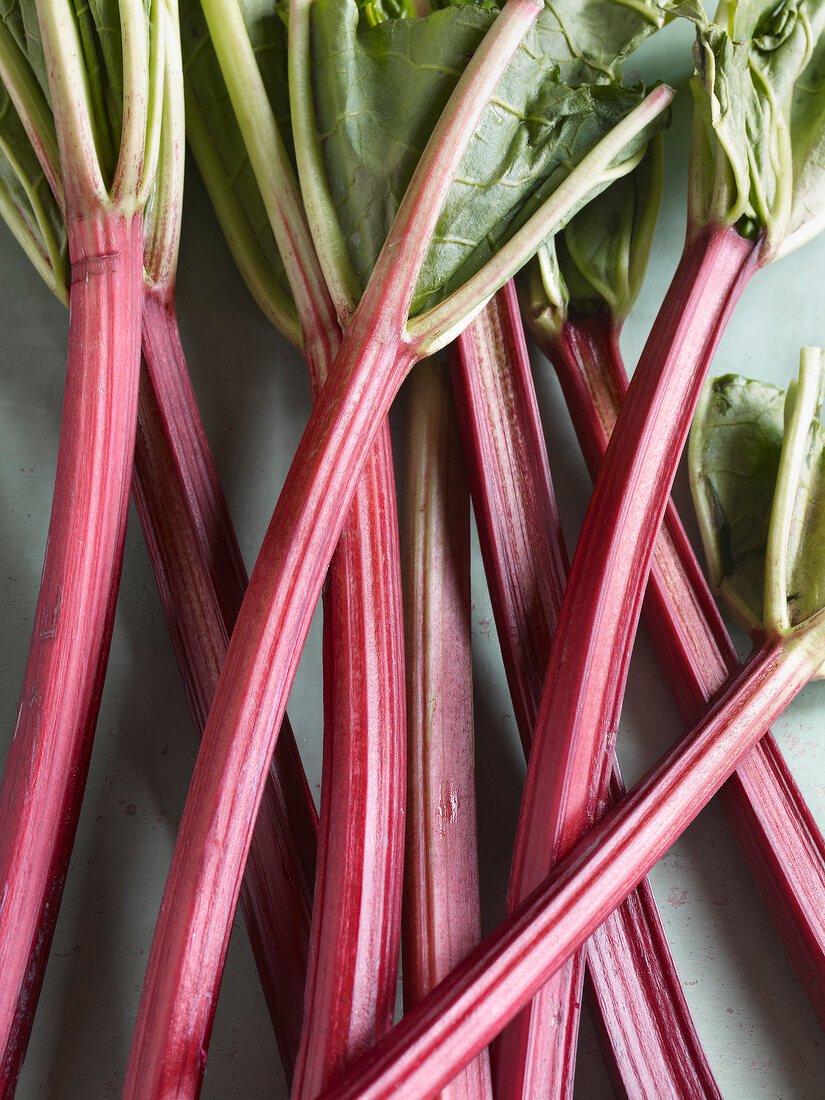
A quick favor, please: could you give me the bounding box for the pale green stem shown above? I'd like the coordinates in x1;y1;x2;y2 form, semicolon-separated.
0;20;63;211
358;0;543;332
135;0;167;210
0;130;67;293
407;85;674;355
143;0;184;291
764;346;825;633
289;0;361;322
200;0;337;368
34;0;108;215
112;0;151;202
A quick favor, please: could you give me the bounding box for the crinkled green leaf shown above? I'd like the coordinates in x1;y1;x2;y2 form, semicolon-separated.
689;374;785;631
413;79;664;314
181;0;295;319
690;0;825;250
779;4;825;253
310;0;495;299
310;0;671;315
2;0;49;100
530;0;677;86
531;133;663;325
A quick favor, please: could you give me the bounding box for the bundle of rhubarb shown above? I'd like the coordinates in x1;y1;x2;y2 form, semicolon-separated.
1;0;825;1096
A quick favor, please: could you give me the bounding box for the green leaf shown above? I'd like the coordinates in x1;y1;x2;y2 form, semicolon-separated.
310;0;671;315
531;132;663;325
778;3;825;255
310;0;495;299
412;79;662;315
689;374;785;632
181;0;296;326
689;1;825;252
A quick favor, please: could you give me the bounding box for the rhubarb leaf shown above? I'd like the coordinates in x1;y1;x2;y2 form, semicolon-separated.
778;7;825;256
689;374;785;632
531;134;664;328
691;356;825;659
309;0;670;316
690;0;825;254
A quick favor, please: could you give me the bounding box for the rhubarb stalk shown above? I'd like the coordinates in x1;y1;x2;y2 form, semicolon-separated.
533;300;825;1029
123;6;673;1090
451;279;720;1098
0;0;161;1084
402;357;491;1100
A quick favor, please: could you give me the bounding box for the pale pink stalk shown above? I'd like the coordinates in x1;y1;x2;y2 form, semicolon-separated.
451;280;719;1098
402;358;492;1100
496;223;760;1097
314;614;825;1100
291;406;406;1099
540;308;825;1029
0;212;143;1093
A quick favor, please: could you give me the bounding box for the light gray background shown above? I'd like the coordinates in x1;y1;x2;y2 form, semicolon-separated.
2;16;825;1099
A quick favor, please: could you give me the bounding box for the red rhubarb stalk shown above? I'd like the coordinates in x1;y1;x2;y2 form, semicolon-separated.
402;357;491;1100
315;612;825;1100
539;307;825;1026
136;290;319;1076
496;222;760;1096
129;0;418;1091
0;213;143;1091
122;10;673;1087
135;33;319;1071
451;280;720;1098
0;0;160;1081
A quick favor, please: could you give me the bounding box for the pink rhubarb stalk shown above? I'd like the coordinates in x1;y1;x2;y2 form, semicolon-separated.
539;306;825;1027
497;222;761;1096
136;288;319;1076
314;612;825;1100
0;212;143;1092
122;8;671;1091
291;404;406;1099
402;358;491;1100
451;280;719;1098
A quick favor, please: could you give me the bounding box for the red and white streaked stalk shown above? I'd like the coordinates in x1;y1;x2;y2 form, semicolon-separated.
450;281;720;1098
402;357;492;1100
539;306;825;1029
313;609;825;1100
495;221;761;1097
138;22;319;1074
0;0;163;1087
122;0;673;1089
